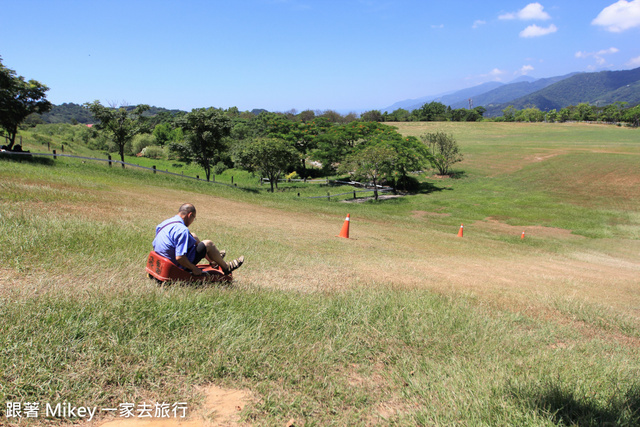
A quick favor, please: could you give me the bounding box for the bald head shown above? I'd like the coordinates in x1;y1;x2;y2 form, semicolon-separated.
178;203;196;215
178;203;197;227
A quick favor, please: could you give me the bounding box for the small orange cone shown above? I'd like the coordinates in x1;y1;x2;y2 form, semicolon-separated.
521;231;525;239
337;214;350;238
458;224;464;237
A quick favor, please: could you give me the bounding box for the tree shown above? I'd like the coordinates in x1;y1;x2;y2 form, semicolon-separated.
85;101;150;168
234;138;299;192
420;132;463;176
623;104;640;127
0;58;52;149
339;143;395;200
414;101;448;121
502;106;516;122
379;135;431;190
319;109;344;123
574;103;595;122
171;108;232;181
558;107;572;122
515;107;544;122
361;110;384;122
355;126;430;189
297;109;316;123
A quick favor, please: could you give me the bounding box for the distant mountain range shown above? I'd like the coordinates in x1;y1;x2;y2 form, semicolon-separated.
383;67;640;116
34;67;640;123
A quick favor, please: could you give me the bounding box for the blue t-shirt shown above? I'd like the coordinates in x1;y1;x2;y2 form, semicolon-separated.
152;215;197;264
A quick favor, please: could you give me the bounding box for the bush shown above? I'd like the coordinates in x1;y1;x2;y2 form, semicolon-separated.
395;175;421;192
141;145;164;159
213;161;228;175
285;171;300;180
131;134;156;155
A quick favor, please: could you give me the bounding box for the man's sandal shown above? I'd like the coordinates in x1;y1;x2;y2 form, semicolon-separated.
224;256;244;274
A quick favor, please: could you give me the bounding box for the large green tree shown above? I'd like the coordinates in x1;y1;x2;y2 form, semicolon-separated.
339;143;395;200
0;58;52;149
171;108;232;181
84;101;150;168
234;138;299;192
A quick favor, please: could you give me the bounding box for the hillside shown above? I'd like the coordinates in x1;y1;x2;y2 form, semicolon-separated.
485;67;640;116
413;81;504;111
383;82;504;113
449;73;577;110
2;122;640;425
37;102;95;124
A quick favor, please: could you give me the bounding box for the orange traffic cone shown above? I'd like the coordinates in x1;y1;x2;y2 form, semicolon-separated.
458;224;464;237
337;214;350;238
521;231;525;239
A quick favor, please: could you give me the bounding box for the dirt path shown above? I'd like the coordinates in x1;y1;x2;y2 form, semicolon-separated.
94;386;249;427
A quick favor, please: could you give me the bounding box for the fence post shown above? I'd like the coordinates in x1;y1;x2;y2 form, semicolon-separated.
231;176;234;184
327;192;330;201
212;175;215;182
354;191;356;199
47;142;50;151
61;144;64;153
152;165;156;174
196;175;199;180
108;154;112;167
52;150;57;160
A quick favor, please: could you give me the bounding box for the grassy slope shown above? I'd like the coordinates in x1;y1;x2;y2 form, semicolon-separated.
1;122;639;425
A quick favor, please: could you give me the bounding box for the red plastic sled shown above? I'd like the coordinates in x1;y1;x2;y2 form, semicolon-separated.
146;251;233;283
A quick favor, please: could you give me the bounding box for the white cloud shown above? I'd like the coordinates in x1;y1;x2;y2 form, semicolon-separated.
478;68;506;81
575;47;619;65
518;65;535;75
519;24;557;37
627;55;640;67
592;0;640;32
431;24;445;29
472;20;486;29
499;3;551;20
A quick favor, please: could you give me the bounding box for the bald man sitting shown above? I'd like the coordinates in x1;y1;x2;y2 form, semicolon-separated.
153;203;244;276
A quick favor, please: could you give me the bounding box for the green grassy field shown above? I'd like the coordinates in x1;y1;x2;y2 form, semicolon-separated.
1;122;639;426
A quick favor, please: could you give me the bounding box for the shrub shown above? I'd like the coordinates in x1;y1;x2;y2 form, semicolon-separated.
213;161;228;175
131;134;156;155
142;145;164;159
285;171;300;180
395;175;421;192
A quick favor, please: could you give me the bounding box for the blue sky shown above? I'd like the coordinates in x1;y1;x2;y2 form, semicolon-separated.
2;0;640;112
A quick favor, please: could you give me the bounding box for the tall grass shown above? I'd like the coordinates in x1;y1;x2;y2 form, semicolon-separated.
2;285;639;425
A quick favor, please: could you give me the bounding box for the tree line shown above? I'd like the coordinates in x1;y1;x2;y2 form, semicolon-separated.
362;101;640;126
498;102;640;125
80;101;462;197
